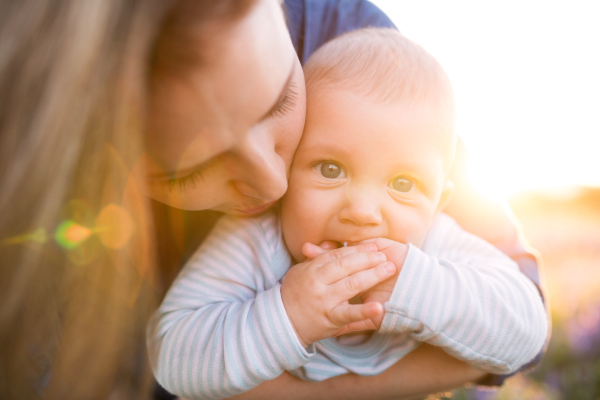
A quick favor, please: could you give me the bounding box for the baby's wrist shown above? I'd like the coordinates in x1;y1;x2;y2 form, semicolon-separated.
290;320;310;348
297;336;309;349
282;297;310;348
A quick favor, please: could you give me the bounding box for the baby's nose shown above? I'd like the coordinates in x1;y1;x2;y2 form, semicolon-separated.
338;189;383;226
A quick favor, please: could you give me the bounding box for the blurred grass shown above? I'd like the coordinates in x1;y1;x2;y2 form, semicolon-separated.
441;187;600;400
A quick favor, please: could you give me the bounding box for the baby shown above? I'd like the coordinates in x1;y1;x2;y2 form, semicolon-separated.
149;29;547;399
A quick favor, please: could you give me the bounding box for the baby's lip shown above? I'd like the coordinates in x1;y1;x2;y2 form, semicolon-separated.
333;240;368;247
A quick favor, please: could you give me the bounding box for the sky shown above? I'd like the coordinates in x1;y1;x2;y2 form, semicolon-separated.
371;0;600;198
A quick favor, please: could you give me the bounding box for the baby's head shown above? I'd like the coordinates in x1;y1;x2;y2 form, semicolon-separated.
281;28;457;262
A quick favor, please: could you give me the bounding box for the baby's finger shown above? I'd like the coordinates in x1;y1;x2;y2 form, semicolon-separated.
330;302;383;326
318;251;387;284
331;262;396;299
302;242;325;260
307;242;379;268
358;237;396;250
359;238;409;271
334;319;379;336
319;241;339;251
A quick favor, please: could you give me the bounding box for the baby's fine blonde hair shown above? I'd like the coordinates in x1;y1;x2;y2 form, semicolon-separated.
305;28;455;122
304;28;457;169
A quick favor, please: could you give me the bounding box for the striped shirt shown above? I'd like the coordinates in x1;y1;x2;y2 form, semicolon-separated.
149;211;547;399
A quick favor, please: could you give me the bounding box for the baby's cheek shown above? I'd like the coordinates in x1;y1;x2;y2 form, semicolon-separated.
286;220;313;262
411;218;437;247
281;199;309;262
281;186;330;261
388;212;429;247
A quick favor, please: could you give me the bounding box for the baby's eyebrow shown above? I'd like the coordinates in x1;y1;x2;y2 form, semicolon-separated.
397;163;438;182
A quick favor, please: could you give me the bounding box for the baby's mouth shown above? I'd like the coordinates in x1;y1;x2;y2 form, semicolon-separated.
332;240;360;248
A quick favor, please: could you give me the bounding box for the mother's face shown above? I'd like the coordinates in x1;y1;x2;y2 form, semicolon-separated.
145;0;305;215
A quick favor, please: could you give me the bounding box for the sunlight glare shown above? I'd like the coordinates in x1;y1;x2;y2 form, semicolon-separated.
371;0;600;196
54;220;93;249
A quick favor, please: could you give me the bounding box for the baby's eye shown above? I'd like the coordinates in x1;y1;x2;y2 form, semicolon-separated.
315;161;345;179
390;176;414;193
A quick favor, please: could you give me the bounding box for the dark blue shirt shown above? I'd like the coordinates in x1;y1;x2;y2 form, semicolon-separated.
284;0;396;65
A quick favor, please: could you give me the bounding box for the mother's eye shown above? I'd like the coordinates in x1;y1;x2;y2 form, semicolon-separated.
316;161;345;179
390;176;414;192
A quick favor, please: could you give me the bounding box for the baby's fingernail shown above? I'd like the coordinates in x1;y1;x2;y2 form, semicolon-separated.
368;243;378;251
376;253;387;262
385;262;395;273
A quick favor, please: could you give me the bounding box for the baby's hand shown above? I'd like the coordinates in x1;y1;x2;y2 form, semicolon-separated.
280;243;396;348
303;238;408;335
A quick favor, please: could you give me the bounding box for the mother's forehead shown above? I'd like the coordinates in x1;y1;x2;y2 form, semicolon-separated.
145;0;297;173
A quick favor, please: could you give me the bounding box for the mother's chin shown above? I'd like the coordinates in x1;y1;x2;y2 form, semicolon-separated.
229;200;278;216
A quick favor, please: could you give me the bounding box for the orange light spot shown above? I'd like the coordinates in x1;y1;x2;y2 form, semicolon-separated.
65;225;92;243
96;204;133;249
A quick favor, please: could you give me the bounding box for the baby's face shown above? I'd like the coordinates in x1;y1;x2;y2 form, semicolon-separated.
281;87;454;262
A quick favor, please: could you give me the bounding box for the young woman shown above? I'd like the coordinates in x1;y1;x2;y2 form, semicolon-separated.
146;1;546;399
0;0;546;398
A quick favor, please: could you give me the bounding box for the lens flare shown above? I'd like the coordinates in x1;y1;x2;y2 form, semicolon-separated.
54;220;93;249
3;228;47;245
95;203;133;249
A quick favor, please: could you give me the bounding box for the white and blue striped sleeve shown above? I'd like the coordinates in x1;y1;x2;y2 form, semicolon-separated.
148;213;313;400
379;214;548;374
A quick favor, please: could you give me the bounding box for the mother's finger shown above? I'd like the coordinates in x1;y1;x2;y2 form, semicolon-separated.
330;262;396;300
318;251;387;284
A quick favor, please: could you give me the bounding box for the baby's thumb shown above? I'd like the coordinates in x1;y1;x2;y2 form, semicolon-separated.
302;242;326;260
301;241;338;260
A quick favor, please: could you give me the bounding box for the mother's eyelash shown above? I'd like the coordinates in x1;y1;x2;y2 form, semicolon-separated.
266;82;298;120
170;169;207;191
155;167;209;192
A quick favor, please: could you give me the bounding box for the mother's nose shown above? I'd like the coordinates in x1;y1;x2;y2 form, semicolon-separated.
338;186;384;226
231;135;288;201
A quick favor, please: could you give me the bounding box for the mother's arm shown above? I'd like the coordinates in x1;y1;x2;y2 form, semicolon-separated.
444;139;546;304
226;343;485;400
443;138;550;386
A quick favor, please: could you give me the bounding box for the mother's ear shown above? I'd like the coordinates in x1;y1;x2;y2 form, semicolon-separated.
436;180;454;212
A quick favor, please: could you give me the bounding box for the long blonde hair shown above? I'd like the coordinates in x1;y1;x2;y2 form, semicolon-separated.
0;0;259;397
0;0;166;398
0;0;168;399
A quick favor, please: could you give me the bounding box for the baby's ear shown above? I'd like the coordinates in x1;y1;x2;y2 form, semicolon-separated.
436;180;454;212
